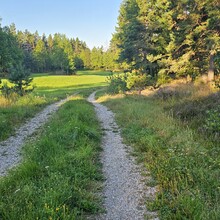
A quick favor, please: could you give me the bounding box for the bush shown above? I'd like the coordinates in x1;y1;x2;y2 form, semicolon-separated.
126;72;149;94
9;63;34;96
106;72;153;95
106;74;127;94
156;73;172;86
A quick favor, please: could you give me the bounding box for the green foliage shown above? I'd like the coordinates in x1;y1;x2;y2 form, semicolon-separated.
0;97;103;219
0;25;23;74
73;56;84;70
50;47;69;73
0;19;121;75
90;47;104;69
205;106;220;135
156;73;172;86
107;71;153;94
8;63;34;96
107;74;127;94
79;49;91;69
33;39;47;72
114;0;152;73
126;72;149;93
0;81;13;99
113;0;220;83
0;22;94;74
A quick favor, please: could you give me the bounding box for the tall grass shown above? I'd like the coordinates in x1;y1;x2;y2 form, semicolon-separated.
0;94;48;141
0;96;103;219
154;82;220;140
98;92;220;219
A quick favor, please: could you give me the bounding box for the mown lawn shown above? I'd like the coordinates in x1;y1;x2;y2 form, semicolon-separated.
0;70;109;141
0;96;103;219
97;90;220;219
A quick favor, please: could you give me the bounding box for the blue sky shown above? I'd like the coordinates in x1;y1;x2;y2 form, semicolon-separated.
0;0;122;49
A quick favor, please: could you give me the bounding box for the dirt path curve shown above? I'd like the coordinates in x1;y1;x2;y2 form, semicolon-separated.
0;94;77;177
88;91;158;220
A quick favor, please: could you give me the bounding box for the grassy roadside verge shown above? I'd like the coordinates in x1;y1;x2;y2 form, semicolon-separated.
0;96;103;219
98;94;220;219
0;94;50;141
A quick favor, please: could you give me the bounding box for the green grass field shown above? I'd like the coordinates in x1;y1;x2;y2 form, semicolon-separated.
33;71;108;98
0;70;109;141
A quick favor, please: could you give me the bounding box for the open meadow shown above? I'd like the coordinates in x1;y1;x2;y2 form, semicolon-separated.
0;70;109;141
33;71;109;98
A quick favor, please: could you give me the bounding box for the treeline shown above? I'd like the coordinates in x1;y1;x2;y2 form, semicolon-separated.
1;0;220;83
111;0;220;84
0;21;120;76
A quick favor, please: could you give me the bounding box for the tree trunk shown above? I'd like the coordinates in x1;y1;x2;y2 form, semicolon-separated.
208;52;215;82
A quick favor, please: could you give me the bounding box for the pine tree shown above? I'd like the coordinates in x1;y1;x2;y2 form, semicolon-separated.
115;0;149;72
8;63;33;96
113;0;220;84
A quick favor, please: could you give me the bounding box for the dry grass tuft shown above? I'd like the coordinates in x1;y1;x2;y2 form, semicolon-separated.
0;96;12;107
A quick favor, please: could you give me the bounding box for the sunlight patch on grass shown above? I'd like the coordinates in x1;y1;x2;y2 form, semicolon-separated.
33;71;108;91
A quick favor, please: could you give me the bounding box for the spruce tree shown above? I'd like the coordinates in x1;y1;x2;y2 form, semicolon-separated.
8;63;33;96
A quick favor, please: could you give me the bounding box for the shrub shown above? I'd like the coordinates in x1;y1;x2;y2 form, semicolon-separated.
9;63;34;96
126;72;149;95
156;73;172;86
106;72;153;95
106;74;127;94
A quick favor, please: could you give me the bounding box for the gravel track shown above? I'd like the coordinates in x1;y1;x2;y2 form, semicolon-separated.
0;95;76;177
88;91;158;220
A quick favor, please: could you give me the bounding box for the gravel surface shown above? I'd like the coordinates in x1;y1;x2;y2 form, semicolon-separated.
88;92;158;220
0;95;75;177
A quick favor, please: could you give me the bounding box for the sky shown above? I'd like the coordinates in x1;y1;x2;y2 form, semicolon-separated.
0;0;122;49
